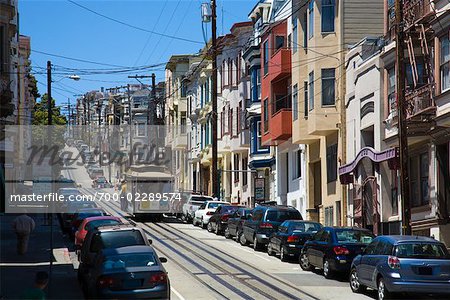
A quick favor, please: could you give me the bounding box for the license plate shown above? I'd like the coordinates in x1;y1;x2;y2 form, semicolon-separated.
418;266;433;275
123;279;142;289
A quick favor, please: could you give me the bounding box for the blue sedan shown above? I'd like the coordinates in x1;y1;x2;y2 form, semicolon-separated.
350;235;450;300
80;245;170;299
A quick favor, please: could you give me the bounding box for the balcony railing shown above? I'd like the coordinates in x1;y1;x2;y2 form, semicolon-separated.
403;0;433;29
405;83;434;118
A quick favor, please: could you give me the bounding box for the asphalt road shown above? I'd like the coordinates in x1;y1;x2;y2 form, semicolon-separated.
61;150;444;300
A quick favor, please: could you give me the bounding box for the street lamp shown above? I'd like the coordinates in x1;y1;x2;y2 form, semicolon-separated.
68;74;80;81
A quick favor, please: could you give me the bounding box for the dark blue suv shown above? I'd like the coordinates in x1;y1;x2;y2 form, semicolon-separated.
240;205;302;251
350;235;450;300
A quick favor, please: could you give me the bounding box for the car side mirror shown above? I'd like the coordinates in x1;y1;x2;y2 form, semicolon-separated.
159;257;168;263
148;239;153;245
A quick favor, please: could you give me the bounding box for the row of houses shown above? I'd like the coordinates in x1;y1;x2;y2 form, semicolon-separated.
1;0;37;203
164;0;450;246
74;82;166;181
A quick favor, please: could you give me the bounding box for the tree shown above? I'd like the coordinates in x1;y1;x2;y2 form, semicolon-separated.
32;94;67;152
27;74;40;100
32;94;67;125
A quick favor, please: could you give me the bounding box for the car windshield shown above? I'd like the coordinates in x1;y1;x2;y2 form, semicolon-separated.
191;201;205;206
102;253;157;269
335;229;374;244
78;211;104;219
85;219;120;231
208;202;222;209
59;189;80;195
265;210;302;222
191;196;211;203
394;243;449;259
289;222;321;233
68;202;97;210
90;230;146;251
221;206;240;214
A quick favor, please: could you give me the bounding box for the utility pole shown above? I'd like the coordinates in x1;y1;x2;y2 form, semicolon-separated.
211;0;219;198
127;84;133;167
395;0;411;235
67;98;71;137
46;60;54;298
98;99;102;166
47;61;52;125
151;73;156;125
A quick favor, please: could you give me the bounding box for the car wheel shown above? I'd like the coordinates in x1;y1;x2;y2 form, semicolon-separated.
253;236;262;251
215;223;221;235
267;243;275;256
377;277;392;300
239;231;248;246
201;218;207;229
349;268;366;293
280;246;288;262
207;222;213;232
224;227;231;239
323;258;333;279
299;252;313;271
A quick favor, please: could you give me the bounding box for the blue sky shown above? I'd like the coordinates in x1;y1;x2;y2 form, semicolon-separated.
20;0;255;108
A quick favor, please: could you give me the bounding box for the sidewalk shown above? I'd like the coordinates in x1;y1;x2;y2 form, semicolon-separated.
0;213;83;300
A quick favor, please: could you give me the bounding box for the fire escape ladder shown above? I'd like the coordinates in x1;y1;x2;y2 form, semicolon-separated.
406;35;419;88
419;24;435;100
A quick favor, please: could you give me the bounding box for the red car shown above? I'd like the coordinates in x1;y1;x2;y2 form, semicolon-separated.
74;216;123;248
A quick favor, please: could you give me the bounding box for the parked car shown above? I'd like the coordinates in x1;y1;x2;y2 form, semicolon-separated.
193;201;230;228
79;245;170;299
225;208;253;240
349;235;450;300
79;144;89;153
240;205;302;251
60;193;97;232
78;225;153;280
74;140;84;148
267;220;322;261
71;208;108;235
181;194;214;223
90;167;104;179
74;216;123;248
300;227;375;278
87;164;99;175
207;205;245;234
92;176;113;189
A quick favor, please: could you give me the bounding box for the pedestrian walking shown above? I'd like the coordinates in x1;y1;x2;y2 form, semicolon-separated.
21;271;48;300
12;213;35;255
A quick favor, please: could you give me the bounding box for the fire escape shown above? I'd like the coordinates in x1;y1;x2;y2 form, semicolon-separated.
402;0;436;135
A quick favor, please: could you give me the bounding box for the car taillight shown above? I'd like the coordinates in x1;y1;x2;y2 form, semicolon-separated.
333;246;350;255
287;236;299;243
259;222;273;229
206;211;214;215
388;256;400;269
98;276;118;288
221;214;230;222
149;272;167;285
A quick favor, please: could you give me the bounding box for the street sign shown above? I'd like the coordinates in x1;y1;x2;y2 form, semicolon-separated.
254;178;265;201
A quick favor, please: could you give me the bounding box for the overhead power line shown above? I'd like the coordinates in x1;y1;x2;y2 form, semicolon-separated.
67;0;203;45
32;49;129;68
